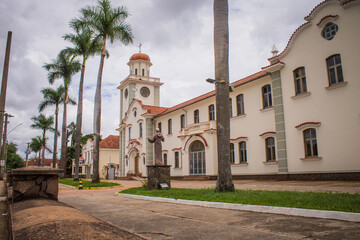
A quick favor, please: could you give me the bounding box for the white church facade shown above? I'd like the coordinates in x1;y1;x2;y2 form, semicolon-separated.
117;0;360;180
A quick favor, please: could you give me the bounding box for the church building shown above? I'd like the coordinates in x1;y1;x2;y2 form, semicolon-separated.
117;0;360;180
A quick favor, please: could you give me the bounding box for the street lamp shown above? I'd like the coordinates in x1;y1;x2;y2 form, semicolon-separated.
205;78;234;92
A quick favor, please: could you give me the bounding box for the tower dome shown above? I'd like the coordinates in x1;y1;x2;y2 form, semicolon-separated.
130;53;150;62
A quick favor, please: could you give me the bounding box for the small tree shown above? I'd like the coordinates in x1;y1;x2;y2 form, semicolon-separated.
31;114;55;166
6;142;24;170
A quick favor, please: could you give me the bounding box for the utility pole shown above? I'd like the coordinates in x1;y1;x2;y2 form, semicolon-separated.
25;142;30;167
0;113;13;177
0;32;12;158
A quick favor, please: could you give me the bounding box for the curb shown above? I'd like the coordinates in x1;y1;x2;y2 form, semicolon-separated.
118;193;360;223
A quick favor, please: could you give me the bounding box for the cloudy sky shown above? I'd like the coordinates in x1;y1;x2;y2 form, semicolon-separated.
0;0;322;158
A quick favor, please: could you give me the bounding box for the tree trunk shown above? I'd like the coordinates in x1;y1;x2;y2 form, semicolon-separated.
92;37;107;183
214;0;234;192
60;86;68;178
52;107;59;168
41;130;46;166
74;61;86;181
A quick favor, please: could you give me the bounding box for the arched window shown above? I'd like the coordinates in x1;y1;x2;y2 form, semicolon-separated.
158;122;162;133
229;98;233;117
239;141;247;163
174;152;180;168
168;119;172;134
139;122;143;138
236;94;245;115
293;67;307;95
180;114;185;129
262;85;272;109
326;54;343;85
230;143;235;164
194;109;200;123
265;137;276;161
135;68;138;75
142;69;145;76
128;127;131;140
163;153;167;165
303;128;318;157
208;104;215;121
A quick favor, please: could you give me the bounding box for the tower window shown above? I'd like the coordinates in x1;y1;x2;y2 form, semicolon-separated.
158;122;162;133
142;69;145;76
135;68;138;75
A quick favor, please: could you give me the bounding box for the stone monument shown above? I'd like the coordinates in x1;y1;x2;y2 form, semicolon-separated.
147;129;171;190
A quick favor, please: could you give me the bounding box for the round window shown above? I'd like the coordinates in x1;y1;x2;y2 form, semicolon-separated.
140;86;150;98
124;88;128;99
322;22;338;40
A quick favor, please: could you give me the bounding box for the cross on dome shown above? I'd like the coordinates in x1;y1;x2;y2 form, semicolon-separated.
139;42;142;53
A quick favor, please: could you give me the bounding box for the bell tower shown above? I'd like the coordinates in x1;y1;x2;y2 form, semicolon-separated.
117;48;163;120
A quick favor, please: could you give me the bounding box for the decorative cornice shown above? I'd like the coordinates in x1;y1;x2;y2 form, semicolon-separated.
317;15;339;27
295;122;321;130
259;131;276;138
230;137;248;142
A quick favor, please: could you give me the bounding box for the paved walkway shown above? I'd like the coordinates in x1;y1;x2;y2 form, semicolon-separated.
59;180;360;239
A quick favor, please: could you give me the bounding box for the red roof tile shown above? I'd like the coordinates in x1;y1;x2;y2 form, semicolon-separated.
28;158;60;166
156;71;268;117
99;135;119;149
135;99;168;115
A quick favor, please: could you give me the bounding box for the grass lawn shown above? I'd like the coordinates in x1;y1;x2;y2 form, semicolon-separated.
121;187;360;213
59;178;121;188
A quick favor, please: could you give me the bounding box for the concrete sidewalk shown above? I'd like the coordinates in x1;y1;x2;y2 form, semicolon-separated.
59;179;360;239
59;189;360;240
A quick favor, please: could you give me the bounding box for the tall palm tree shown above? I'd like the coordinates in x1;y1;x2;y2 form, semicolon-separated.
76;0;133;182
63;28;104;181
30;136;42;160
214;0;234;191
31;114;55;166
43;51;81;176
39;85;76;168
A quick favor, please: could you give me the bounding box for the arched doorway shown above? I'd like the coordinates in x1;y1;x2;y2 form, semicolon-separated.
189;140;206;175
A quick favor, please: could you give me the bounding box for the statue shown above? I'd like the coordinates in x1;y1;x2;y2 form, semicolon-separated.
147;128;165;165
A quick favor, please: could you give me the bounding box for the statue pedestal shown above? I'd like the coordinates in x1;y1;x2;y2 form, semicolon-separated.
147;165;171;190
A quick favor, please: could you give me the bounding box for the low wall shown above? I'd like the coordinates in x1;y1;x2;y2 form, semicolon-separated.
8;167;63;202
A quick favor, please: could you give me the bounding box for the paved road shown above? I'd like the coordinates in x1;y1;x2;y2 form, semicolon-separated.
59;181;360;240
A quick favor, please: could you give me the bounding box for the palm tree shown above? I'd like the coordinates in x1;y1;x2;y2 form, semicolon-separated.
213;0;234;191
43;51;81;176
39;85;75;168
63;28;104;181
75;0;133;182
31;114;55;166
67;121;76;146
30;136;43;160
